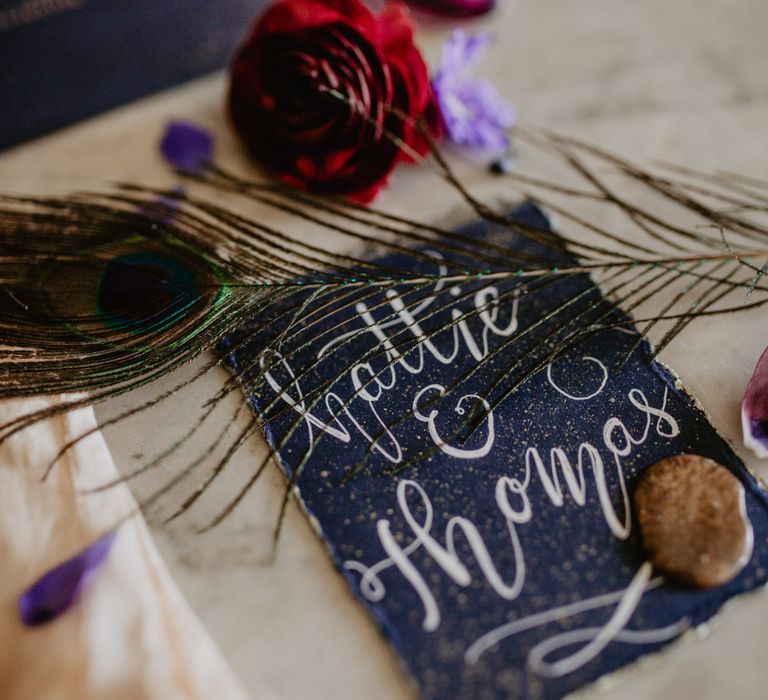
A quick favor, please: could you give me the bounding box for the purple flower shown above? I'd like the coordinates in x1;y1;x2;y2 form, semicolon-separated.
160;121;213;172
18;531;117;626
431;29;516;151
742;346;768;458
406;0;495;17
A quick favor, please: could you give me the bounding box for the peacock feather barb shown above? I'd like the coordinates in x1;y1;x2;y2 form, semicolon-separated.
1;131;767;533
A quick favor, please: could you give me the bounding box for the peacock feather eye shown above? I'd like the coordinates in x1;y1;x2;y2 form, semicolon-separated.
30;228;228;353
0;197;244;400
96;251;201;335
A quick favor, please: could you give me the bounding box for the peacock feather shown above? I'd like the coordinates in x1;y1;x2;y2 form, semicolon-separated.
1;130;767;533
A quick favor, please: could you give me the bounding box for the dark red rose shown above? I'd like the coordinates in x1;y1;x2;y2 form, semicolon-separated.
228;0;440;202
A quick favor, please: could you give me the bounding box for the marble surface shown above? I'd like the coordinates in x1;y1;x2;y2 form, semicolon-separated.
1;1;768;698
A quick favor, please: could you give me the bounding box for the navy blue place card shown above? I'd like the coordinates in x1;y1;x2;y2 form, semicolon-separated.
0;0;265;151
223;203;768;699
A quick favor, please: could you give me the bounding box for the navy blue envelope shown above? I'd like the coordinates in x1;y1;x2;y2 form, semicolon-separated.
222;203;768;699
0;0;265;151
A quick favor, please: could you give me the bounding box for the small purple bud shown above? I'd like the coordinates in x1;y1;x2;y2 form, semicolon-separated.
160;121;214;172
742;346;768;458
19;531;117;627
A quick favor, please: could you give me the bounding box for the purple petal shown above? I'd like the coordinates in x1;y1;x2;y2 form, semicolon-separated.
440;29;494;77
406;0;495;18
433;79;516;149
742;346;768;458
19;531;117;626
160;121;213;172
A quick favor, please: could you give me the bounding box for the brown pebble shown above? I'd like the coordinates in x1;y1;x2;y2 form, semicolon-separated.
635;454;753;588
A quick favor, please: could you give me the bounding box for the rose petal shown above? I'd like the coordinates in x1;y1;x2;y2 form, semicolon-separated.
18;531;117;627
405;0;495;17
256;0;376;36
743;346;768;458
160;121;214;172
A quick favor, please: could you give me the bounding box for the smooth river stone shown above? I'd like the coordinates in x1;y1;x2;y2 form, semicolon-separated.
635;454;753;588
